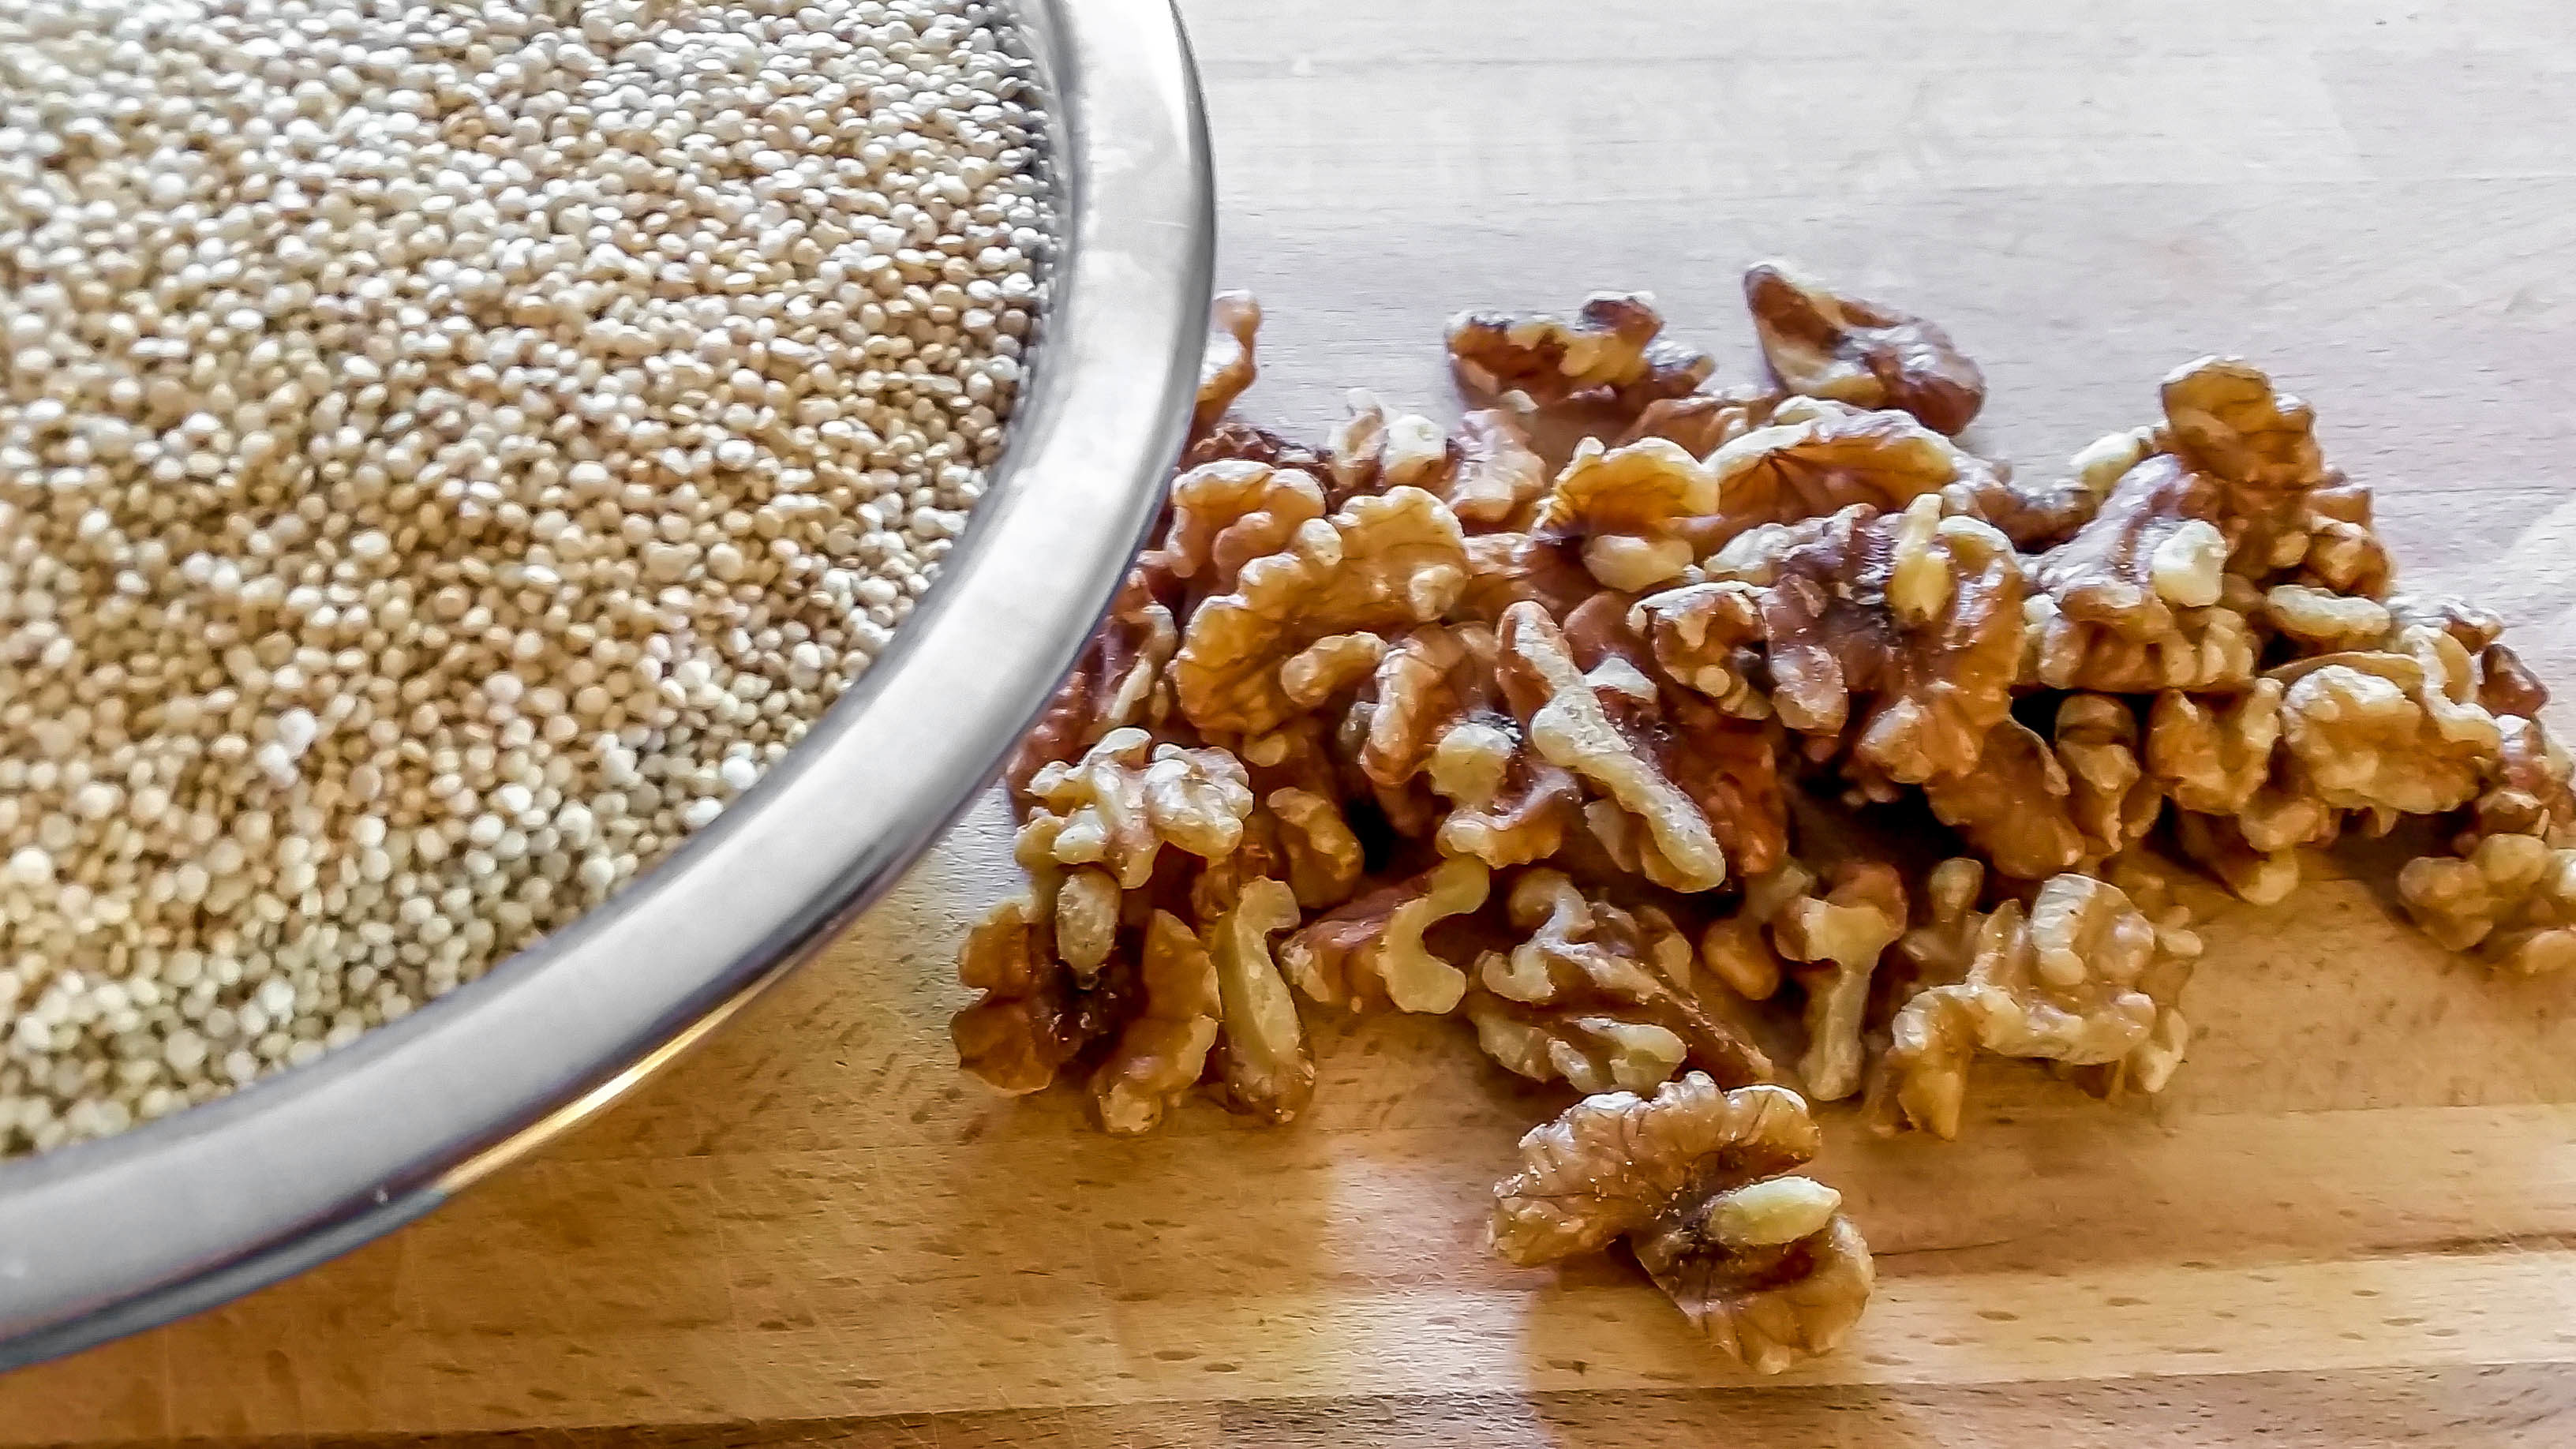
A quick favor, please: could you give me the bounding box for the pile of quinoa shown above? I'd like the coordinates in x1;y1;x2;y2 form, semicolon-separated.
0;0;1052;1152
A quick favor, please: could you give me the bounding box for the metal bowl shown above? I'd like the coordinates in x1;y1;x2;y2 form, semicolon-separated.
0;0;1211;1365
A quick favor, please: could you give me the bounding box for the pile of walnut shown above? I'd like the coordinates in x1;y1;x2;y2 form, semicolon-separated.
952;264;2575;1372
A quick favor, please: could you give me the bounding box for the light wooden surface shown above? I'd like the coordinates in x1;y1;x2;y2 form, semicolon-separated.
11;2;2576;1443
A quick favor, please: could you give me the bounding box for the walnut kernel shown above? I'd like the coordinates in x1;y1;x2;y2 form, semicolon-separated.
1173;488;1471;736
1193;290;1261;436
1280;856;1492;1013
1448;292;1715;411
1489;1076;1873;1374
1743;260;1986;435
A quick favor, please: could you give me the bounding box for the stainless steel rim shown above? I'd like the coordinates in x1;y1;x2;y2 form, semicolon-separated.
0;0;1212;1365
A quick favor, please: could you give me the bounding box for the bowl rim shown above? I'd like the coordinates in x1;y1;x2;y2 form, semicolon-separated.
0;0;1212;1365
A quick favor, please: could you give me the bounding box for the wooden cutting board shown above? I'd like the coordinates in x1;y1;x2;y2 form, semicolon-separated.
9;2;2576;1443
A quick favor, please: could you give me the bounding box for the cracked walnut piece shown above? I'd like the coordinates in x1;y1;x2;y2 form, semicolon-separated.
2156;357;2375;584
960;730;1277;1132
1870;987;1976;1141
1571;593;1795;877
1470;870;1776;1093
1280;856;1492;1013
1453;529;1604;627
2141;680;2339;893
1867;871;2177;1140
2056;694;2161;864
1941;428;2147;554
2021;453;2264;693
2031;454;2234;640
1627;582;1771;720
2270;625;2503;817
2399;833;2576;975
1356;622;1498;788
2172;809;2302;906
2159;354;2323;495
2478;642;2552;722
2023;588;2260;695
1184;421;1326;481
1959;873;2161;1064
1429;717;1585;870
1173;486;1470;737
1447;292;1716;411
1863;858;1988;1139
1327;390;1452;504
1359;624;1579;868
2084;857;2204;1099
1277;631;1389;714
1204;876;1315;1121
2388;593;2507;653
1496;601;1733;892
952;897;1114;1097
1023;728;1256;890
2288;485;2392;600
1468;998;1690;1097
1692;496;2025;786
1161;460;1329;597
1771;863;1908;1103
1919;720;2089;881
1090;910;1224;1135
2462;714;2576;849
1263;787;1367;910
1695;862;1820;1004
1193;290;1261;437
1693;396;1996;554
1490;1076;1874;1374
956;873;1311;1133
1537;437;1724;591
2263;584;2393;655
1742;260;1986;436
1533;594;1794;888
1445;408;1553;530
1621;384;1789;459
2147;682;2282;818
1331;392;1549;531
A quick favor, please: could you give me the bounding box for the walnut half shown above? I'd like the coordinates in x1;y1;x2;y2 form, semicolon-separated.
1193;290;1261;436
1865;865;2189;1140
2398;833;2576;975
1447;291;1715;413
1956;873;2161;1065
1537;437;1720;591
1773;862;1908;1103
1470;870;1776;1093
1171;486;1470;738
1490;1077;1874;1374
951;897;1112;1097
1279;856;1492;1013
1089;909;1225;1135
1497;601;1736;892
1668;495;2027;787
1023;727;1256;889
1204;876;1315;1122
1742;260;1986;435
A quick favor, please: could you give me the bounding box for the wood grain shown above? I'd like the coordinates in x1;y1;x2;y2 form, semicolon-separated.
9;1;2576;1443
